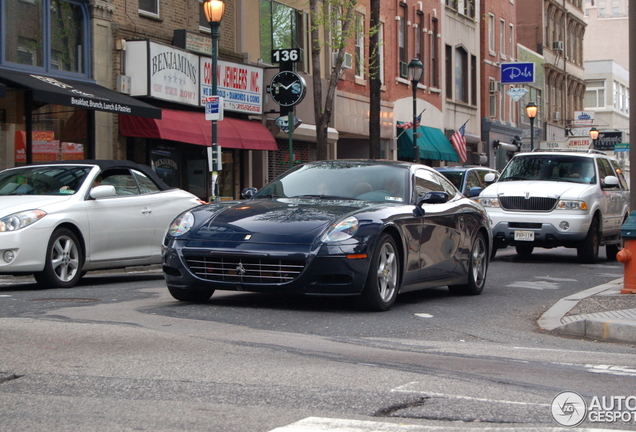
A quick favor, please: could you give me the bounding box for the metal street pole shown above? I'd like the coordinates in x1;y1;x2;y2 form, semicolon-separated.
412;83;419;163
210;20;220;200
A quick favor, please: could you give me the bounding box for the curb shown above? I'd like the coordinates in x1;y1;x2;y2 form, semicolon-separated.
538;278;636;343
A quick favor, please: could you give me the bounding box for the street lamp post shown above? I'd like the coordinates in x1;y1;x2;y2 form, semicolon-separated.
408;58;423;163
526;101;538;151
203;0;225;201
589;127;600;150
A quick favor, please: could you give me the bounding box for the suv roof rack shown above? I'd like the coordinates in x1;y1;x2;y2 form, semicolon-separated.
530;148;607;155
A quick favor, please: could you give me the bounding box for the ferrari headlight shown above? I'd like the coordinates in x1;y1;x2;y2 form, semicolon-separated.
168;211;195;237
478;197;499;207
556;200;587;210
0;210;47;232
321;216;359;242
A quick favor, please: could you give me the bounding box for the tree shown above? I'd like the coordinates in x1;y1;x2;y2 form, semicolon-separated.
368;0;381;159
309;0;358;161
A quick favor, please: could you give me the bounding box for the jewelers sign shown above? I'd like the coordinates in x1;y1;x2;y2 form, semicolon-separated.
200;58;263;114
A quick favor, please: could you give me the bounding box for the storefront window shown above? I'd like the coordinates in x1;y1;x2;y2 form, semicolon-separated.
31;104;87;161
2;0;87;74
0;89;26;170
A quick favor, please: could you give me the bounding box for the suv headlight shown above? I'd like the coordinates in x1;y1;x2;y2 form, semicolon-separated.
321;216;359;242
0;210;47;232
557;200;587;210
478;197;499;208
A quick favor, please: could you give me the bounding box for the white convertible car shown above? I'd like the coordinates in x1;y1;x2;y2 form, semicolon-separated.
0;160;204;288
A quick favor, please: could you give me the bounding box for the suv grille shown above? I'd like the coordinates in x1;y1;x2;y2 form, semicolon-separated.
184;254;304;284
499;196;557;211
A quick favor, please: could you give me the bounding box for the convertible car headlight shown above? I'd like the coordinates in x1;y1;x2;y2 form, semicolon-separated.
0;209;47;232
556;200;587;210
478;197;499;207
321;216;359;242
168;211;195;237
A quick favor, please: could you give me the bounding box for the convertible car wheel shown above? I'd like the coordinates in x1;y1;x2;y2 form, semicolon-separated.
34;228;83;288
168;286;214;303
359;233;400;311
449;232;487;296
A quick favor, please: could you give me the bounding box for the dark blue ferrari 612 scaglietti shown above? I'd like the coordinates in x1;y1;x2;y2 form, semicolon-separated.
162;160;492;311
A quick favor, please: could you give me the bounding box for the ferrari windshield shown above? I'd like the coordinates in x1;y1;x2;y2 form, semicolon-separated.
499;155;596;184
256;162;409;203
0;166;91;195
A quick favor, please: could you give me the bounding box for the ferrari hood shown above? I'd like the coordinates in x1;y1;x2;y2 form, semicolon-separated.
189;198;369;244
482;181;593;200
0;195;73;217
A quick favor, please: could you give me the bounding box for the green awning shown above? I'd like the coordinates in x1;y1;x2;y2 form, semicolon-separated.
397;125;460;162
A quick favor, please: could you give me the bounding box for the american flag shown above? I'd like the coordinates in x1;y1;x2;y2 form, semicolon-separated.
450;120;469;163
396;112;422;129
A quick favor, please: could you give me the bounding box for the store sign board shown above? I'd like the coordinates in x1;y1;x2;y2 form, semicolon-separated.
501;62;535;84
594;131;623;151
125;40;200;106
200;57;263;114
573;110;595;126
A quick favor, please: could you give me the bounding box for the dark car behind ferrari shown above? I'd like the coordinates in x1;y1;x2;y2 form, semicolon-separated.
162;160;492;311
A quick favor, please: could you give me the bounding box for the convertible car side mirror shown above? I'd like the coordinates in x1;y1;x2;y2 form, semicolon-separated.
90;185;116;199
418;191;449;206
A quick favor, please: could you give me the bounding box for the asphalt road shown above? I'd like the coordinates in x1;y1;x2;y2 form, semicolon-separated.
1;247;635;431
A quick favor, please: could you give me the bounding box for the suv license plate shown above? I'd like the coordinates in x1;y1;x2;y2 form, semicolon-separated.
515;230;534;241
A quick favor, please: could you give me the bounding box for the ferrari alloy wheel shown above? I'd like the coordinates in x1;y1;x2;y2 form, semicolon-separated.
449;232;487;296
34;228;83;288
359;233;400;311
168;286;214;303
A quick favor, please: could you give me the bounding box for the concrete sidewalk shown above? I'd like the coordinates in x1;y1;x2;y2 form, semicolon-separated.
538;278;636;344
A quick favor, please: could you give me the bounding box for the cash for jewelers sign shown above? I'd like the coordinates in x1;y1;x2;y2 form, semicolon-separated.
200;57;263;115
552;391;636;427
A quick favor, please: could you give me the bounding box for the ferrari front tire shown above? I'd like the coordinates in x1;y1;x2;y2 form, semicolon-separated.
359;233;400;311
168;286;214;302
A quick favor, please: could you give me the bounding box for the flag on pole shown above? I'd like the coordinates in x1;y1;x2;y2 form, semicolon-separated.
396;112;422;129
450;120;469;163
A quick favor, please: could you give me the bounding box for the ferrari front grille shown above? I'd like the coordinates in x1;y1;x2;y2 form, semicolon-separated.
499;196;557;211
184;255;305;284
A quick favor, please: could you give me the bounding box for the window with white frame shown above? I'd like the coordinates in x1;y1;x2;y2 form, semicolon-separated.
355;12;364;78
139;0;159;17
488;14;495;53
4;0;88;74
398;3;407;77
260;0;307;71
499;19;506;57
455;47;468;103
431;17;439;87
585;80;605;108
199;0;210;32
509;24;515;59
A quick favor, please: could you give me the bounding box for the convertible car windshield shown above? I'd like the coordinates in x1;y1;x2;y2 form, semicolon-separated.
0;166;91;195
255;161;409;203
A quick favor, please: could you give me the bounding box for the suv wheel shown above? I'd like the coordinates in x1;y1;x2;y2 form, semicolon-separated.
578;217;599;264
515;245;534;256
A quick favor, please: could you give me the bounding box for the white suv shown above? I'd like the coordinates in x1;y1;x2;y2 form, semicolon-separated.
479;150;629;263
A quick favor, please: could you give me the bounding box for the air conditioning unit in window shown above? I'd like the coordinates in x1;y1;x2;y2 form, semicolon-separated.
489;81;499;93
332;52;353;69
399;61;408;78
552;41;564;51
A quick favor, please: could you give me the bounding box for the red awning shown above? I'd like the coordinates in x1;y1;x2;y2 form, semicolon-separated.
119;109;278;151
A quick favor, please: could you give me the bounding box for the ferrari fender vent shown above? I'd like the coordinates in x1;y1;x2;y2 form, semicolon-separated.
184;255;305;283
499;196;558;211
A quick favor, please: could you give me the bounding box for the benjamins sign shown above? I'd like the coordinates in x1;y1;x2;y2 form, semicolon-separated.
126;40;200;106
501;62;535;84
